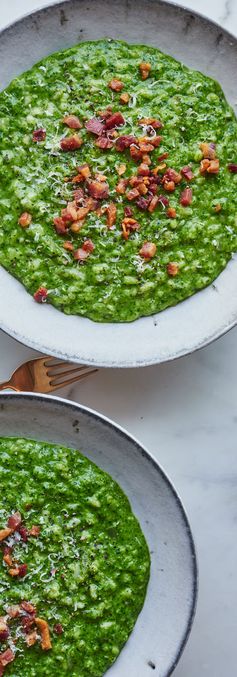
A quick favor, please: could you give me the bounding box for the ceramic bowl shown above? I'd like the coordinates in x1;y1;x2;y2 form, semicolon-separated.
1;0;236;366
0;392;197;676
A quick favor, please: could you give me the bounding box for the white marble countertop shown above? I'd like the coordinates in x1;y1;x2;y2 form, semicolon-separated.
0;1;236;675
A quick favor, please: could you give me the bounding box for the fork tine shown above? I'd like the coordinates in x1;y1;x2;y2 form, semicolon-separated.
43;357;75;369
49;368;98;389
46;365;89;378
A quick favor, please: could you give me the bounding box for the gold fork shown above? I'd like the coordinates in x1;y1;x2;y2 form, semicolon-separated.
0;356;97;393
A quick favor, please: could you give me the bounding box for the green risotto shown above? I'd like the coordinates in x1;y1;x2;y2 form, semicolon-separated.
0;39;237;321
0;437;150;676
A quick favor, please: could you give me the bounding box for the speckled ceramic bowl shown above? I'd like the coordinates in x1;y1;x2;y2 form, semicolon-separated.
1;0;237;366
0;392;197;677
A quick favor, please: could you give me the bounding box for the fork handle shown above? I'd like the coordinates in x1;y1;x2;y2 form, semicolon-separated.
0;381;20;392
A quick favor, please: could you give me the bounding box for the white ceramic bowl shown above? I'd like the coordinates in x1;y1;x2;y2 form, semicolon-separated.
0;0;237;367
1;0;236;366
0;392;197;677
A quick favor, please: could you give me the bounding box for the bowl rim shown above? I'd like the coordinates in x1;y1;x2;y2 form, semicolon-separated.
0;0;236;47
0;390;198;676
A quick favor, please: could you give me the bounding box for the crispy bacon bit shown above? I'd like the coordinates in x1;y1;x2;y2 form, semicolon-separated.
116;163;127;175
139;62;151;80
94;173;107;183
121;217;140;239
180;187;193;206
82;239;94;253
116;178;128;194
0;649;15;668
18;212;32;228
123;218;140;231
29;525;40;537
3;552;13;567
61;203;78;223
105;112;125;130
6;606;20;619
4;546;12;558
163;168;182;184
167;207;177;218
200;158;220;174
85;118;105;135
148;195;159;212
106;203;117;228
54;623;63;635
63;241;74;252
141;154;151;166
97;106;113;119
209;159;220;174
200;159;210;174
73;187;84;202
158;195;169;208
115;135;136;151
21;601;36;614
149;179;160;193
129;144;143;162
8;567;19;577
76;164;91;179
7;512;22;531
71;174;84;184
74;207;88;221
129;175;147;188
163;180;175;192
32;128;46;142
53;217;68;235
26;631;38;647
33;287;48;304
120;92;130;104
167;262;179;276
9;564;28;578
136;196;150;210
62;115;82;129
199;142;216;159
127;188;140;201
108;78;124;91
95;136;113;149
74;248;89;261
139;117;163;129
124;206;133;217
21;616;35;635
138;163;150;176
214;203;222;213
181;166;194;181
35;618;52;651
138;140;155;153
0;620;9;642
0;528;12;542
157;153;169;163
152;163;166;175
87;180;109;200
60;135;83;151
227;163;237;173
138;182;148;196
149;135;162;148
18;526;29;542
139;242;157;259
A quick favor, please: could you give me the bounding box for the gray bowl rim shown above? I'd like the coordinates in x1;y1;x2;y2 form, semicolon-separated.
0;390;198;676
0;0;236;48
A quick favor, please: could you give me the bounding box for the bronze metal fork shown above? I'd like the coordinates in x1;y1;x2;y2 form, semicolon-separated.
0;356;97;393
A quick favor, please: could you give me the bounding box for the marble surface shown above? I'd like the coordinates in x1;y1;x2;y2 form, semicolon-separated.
0;1;236;675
